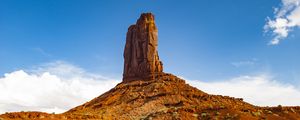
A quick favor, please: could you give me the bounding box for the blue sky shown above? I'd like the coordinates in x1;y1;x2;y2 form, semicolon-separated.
1;0;300;84
1;0;300;113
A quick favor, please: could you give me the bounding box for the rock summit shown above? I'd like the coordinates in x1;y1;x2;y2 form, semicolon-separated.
123;13;163;82
1;13;300;120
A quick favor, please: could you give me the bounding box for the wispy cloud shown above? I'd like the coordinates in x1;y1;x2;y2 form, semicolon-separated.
31;47;52;57
231;58;258;68
264;0;300;45
0;61;120;114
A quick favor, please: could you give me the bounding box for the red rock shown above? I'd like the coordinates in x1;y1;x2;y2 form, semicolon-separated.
123;13;163;82
2;13;300;120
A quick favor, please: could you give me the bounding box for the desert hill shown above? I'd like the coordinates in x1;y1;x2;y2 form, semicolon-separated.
64;73;300;120
1;73;300;120
1;13;300;120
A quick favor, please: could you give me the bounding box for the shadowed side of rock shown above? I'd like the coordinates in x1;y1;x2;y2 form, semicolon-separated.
2;12;300;120
123;13;163;82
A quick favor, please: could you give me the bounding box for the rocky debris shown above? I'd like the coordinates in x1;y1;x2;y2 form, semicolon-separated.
1;13;300;120
123;13;163;82
0;111;101;120
65;73;300;120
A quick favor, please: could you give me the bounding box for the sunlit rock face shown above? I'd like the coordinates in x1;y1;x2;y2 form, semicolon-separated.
123;13;163;82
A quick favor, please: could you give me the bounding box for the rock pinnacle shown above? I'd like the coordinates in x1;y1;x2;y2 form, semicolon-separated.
123;13;163;82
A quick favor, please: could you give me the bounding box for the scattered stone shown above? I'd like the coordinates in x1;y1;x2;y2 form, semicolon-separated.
266;110;273;114
291;108;296;113
220;105;225;109
1;12;300;120
201;112;208;117
251;111;261;117
192;113;198;117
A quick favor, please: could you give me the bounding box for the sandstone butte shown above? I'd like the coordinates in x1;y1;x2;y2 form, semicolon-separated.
1;13;300;120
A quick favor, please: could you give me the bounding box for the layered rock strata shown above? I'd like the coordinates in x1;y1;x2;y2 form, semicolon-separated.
123;13;163;82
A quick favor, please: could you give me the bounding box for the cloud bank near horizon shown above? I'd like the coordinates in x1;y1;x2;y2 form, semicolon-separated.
0;61;120;114
264;0;300;45
0;61;300;114
187;75;300;106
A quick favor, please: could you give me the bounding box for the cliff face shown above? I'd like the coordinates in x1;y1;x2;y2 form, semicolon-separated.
123;13;163;82
1;13;300;120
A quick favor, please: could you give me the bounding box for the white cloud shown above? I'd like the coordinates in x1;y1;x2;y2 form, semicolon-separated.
31;47;52;57
264;0;300;45
0;61;120;114
231;58;258;68
186;75;300;106
1;61;300;114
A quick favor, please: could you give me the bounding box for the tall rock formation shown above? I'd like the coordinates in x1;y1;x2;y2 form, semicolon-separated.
2;13;300;120
123;13;163;82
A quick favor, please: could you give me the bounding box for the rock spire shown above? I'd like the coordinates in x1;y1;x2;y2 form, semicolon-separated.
123;13;163;82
